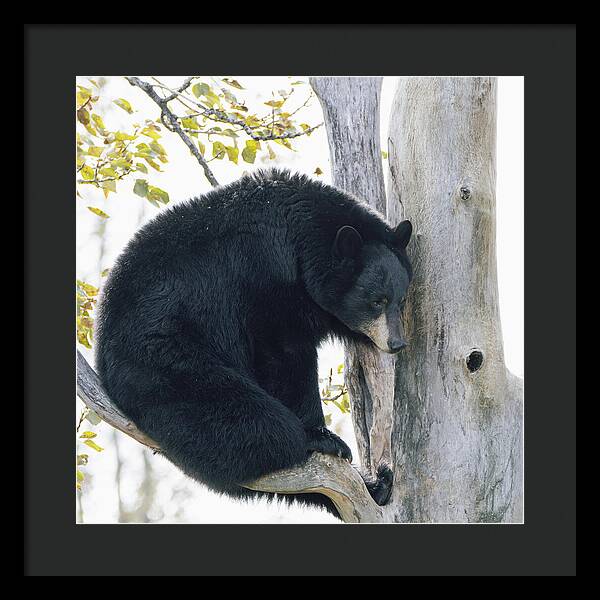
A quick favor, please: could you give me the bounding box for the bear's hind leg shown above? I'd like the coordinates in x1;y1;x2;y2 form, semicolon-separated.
134;364;309;492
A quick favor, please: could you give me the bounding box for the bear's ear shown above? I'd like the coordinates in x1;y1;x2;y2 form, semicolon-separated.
393;220;413;250
333;226;363;259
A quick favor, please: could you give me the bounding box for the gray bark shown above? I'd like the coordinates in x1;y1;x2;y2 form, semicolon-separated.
387;77;523;523
311;76;523;523
310;77;396;477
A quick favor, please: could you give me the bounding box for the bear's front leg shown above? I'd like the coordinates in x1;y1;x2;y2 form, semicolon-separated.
305;425;353;462
279;345;353;463
255;342;352;462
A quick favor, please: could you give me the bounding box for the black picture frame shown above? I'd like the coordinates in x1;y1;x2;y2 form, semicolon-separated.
24;24;576;576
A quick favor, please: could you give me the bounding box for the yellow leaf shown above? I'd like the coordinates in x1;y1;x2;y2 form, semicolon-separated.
77;280;98;296
87;207;110;219
91;114;106;131
225;146;239;164
314;167;323;176
83;439;104;452
87;146;104;158
80;165;94;181
79;431;97;439
337;363;344;374
114;98;133;114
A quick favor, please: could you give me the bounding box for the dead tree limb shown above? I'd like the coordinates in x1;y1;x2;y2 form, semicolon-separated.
76;350;383;523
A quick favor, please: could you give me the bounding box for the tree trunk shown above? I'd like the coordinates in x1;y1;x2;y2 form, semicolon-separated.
310;77;396;477
311;76;523;523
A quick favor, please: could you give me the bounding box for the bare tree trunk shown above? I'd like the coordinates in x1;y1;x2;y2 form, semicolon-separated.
386;77;523;523
311;76;523;523
310;77;396;477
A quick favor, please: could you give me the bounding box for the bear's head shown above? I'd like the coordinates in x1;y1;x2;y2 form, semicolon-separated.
329;221;413;354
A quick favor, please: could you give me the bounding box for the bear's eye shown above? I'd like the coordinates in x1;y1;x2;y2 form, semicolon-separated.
372;298;388;309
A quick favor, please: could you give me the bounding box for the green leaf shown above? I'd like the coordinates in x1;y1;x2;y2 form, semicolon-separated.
99;180;117;193
99;166;118;178
381;150;388;159
241;146;256;164
87;206;110;219
147;186;170;205
135;162;148;173
204;90;221;108
198;140;206;155
111;158;132;170
212;141;226;160
133;179;149;198
83;439;104;452
324;413;332;426
100;269;110;278
181;117;200;130
114;98;133;114
85;410;102;425
192;82;210;98
149;141;167;156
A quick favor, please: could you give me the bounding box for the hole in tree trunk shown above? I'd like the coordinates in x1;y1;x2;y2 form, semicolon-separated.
466;350;484;373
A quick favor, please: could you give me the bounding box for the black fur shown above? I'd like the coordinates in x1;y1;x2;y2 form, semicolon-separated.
95;169;412;520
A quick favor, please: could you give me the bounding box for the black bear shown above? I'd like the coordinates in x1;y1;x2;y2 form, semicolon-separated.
96;169;413;519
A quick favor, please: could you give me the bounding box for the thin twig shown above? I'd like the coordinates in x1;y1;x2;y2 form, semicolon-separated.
125;76;219;188
147;76;323;142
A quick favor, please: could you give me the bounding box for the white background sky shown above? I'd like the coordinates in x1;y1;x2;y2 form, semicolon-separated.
76;76;523;524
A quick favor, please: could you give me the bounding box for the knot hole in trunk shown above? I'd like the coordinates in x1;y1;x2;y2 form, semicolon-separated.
466;349;484;373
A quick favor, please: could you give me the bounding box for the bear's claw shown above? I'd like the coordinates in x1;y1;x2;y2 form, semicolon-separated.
305;426;353;462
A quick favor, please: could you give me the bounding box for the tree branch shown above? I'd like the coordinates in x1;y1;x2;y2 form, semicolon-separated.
125;76;220;188
140;76;323;142
76;350;383;523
